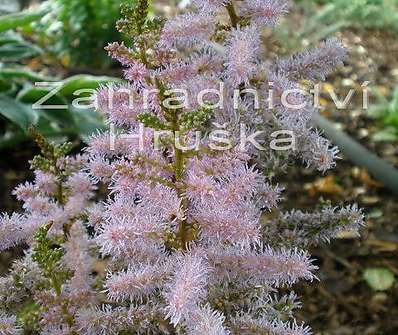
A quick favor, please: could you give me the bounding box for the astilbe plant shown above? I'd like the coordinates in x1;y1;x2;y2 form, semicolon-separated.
0;0;365;334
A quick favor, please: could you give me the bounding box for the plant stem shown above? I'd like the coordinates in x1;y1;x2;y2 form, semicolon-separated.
139;40;150;68
171;1;242;248
171;112;189;250
226;1;239;28
138;38;189;249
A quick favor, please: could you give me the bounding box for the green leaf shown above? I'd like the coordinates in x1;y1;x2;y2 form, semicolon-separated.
17;85;65;105
363;268;395;291
367;105;389;119
0;94;38;131
0;65;55;82
385;111;398;128
0;33;42;61
0;131;28;150
16;85;75;127
0;78;13;93
58;75;121;99
138;112;167;130
70;106;106;140
0;9;45;33
371;128;398;142
391;88;398;109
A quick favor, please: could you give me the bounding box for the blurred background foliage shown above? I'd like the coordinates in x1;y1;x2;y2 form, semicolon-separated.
276;0;398;49
0;0;124;150
33;0;125;68
0;0;397;333
368;86;398;141
0;0;397;149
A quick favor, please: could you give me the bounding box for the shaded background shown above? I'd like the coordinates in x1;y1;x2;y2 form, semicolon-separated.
0;0;397;334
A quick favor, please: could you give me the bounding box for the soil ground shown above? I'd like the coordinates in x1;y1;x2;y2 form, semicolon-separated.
273;27;398;335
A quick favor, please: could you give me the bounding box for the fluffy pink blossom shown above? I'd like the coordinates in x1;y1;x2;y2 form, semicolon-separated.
75;305;127;335
208;245;317;286
105;262;171;302
191;0;230;12
159;13;216;48
66;172;96;199
34;171;57;196
156;62;196;86
242;0;291;27
64;194;90;218
105;42;134;66
270;37;347;82
185;304;230;335
23;196;56;215
231;315;312;335
86;204;105;230
264;72;313;132
0;213;28;252
123;61;148;88
0;1;362;333
97;215;166;256
185;171;216;202
224;25;260;86
189;49;224;76
0;312;21;335
94;84;142;127
12;182;36;202
164;252;210;325
87;132;131;157
193;199;261;247
63;222;93;292
302;130;340;172
86;156;114;183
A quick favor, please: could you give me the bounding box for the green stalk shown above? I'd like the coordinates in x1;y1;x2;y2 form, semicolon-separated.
226;1;240;28
138;39;189;249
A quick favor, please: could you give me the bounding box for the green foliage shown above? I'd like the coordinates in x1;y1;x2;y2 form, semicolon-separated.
179;108;213;131
0;94;38;130
368;87;398;142
138;107;213;132
0;71;119;149
29;126;73;172
138;112;168;130
0;31;42;61
117;0;164;56
117;0;149;36
277;0;398;50
32;225;71;295
363;267;396;291
35;0;125;68
0;8;44;61
0;6;123;150
307;0;398;33
0;8;45;33
17;301;41;333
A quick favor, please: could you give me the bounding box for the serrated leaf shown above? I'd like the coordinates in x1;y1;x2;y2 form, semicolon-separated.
363;268;395;291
